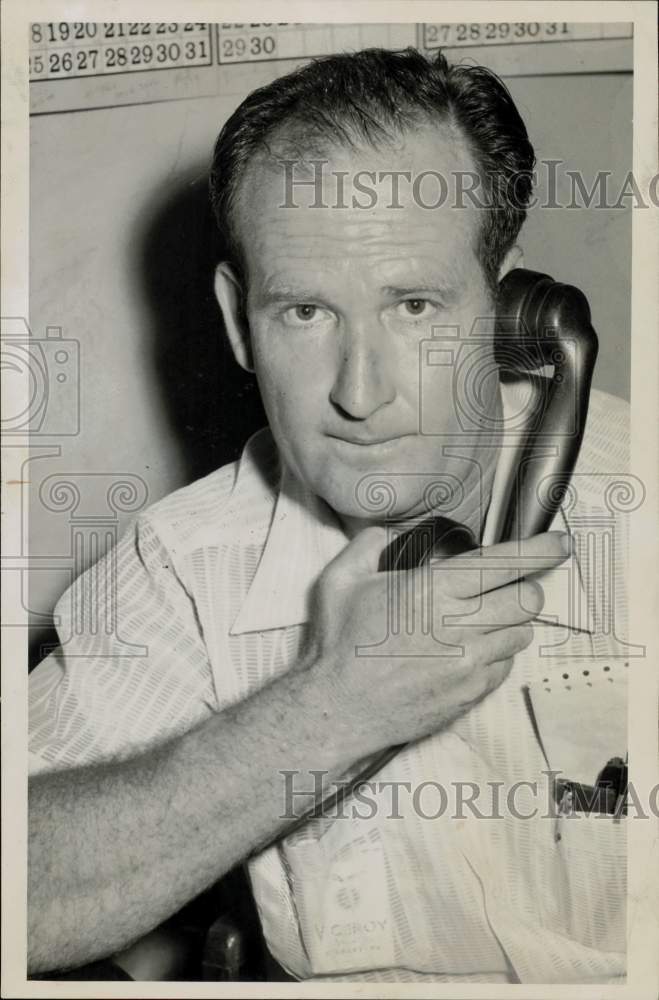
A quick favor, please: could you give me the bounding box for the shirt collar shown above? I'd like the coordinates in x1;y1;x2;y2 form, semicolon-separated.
230;463;348;635
230;383;591;636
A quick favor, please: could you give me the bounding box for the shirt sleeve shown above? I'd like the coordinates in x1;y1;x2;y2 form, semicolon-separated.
29;511;219;775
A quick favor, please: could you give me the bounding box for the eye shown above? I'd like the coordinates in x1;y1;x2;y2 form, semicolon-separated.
294;304;317;322
281;303;328;327
399;298;434;318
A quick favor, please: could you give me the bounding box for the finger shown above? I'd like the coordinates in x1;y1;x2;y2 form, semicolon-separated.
437;531;571;599
453;652;516;708
441;579;544;634
472;623;535;665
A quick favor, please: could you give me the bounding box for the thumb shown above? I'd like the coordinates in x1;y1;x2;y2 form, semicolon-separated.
324;525;389;586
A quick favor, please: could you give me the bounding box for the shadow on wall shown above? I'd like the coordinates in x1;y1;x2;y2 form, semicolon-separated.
28;171;266;671
140;170;267;484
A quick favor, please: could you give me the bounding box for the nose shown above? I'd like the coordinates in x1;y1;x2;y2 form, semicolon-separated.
329;323;396;420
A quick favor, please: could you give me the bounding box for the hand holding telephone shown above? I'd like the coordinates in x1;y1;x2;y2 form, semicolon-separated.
283;268;599;836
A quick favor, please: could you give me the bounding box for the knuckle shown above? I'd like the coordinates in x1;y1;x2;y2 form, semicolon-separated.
465;640;486;669
483;657;512;695
497;657;515;684
516;623;535;649
480;665;498;694
318;562;338;592
520;579;544;616
315;573;338;611
487;657;513;691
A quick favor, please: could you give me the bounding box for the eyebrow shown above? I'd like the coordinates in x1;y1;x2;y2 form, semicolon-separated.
257;279;462;308
258;284;326;306
383;283;460;303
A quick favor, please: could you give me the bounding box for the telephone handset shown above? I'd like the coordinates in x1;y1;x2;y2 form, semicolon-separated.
282;268;599;838
380;267;599;569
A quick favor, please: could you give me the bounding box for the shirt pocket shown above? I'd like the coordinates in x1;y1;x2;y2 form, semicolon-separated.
552;811;626;953
281;822;399;976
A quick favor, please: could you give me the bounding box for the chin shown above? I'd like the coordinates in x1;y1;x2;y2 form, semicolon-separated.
317;479;426;524
298;442;451;521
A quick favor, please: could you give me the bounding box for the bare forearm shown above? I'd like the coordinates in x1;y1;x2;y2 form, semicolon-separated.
28;659;363;974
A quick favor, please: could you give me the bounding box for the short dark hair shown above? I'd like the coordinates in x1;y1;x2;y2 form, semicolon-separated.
209;47;535;291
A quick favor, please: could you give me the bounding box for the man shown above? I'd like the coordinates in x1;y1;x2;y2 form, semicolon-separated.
28;48;629;982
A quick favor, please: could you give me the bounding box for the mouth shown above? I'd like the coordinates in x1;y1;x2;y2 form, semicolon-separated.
327;433;412;451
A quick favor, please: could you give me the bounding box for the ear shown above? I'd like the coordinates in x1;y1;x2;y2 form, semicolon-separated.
498;244;524;283
214;262;254;372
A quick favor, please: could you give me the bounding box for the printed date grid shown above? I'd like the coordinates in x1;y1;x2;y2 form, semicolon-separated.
29;22;213;81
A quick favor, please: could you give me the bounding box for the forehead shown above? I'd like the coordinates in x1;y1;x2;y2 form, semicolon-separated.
233;124;484;282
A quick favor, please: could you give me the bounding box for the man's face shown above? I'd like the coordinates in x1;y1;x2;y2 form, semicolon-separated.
232;125;503;532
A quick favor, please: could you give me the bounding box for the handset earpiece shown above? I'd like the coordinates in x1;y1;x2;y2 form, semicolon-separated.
495;268;599;541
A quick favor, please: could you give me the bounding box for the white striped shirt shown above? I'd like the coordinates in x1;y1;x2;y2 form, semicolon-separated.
29;386;631;984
